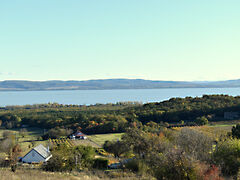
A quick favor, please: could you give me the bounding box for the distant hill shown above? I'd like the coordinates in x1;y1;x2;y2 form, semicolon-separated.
0;79;240;91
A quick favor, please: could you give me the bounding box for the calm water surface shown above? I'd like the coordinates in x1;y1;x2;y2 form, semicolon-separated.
0;88;240;106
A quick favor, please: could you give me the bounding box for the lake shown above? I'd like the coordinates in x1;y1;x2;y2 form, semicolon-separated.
0;88;240;107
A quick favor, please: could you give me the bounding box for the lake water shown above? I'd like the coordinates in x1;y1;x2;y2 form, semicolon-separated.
0;88;240;107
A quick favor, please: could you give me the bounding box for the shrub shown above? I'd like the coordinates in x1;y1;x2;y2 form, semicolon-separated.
213;138;240;176
43;152;74;172
103;140;130;158
232;123;240;139
93;158;108;169
196;116;208;125
125;159;148;174
195;163;223;180
43;145;95;172
150;149;198;180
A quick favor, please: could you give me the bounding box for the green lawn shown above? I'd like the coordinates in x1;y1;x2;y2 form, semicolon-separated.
88;133;124;146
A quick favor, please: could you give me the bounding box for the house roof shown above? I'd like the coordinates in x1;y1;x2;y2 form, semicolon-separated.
32;144;51;159
74;131;86;137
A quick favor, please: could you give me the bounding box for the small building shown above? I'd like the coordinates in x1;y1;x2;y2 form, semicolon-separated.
70;131;87;140
224;112;239;120
21;144;52;163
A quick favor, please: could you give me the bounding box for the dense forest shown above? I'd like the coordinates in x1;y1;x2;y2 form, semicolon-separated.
0;95;240;135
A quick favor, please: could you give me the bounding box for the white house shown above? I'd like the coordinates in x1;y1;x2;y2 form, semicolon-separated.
70;131;87;140
21;144;52;163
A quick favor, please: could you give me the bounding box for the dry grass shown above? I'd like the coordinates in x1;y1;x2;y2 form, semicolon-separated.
0;168;154;180
72;139;100;148
189;125;232;139
172;124;233;140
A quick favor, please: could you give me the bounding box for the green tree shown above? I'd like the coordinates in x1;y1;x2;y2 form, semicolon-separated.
213;138;240;176
196;116;208;125
232;123;240;139
103;140;130;158
43;145;95;172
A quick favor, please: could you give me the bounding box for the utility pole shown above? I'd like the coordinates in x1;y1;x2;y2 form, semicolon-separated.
75;154;82;171
75;155;78;169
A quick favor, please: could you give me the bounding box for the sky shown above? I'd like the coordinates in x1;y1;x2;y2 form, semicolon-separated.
0;0;240;81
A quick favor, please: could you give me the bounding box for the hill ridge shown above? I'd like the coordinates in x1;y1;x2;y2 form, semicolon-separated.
0;78;240;91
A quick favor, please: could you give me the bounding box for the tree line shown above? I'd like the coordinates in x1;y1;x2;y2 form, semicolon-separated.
0;95;240;135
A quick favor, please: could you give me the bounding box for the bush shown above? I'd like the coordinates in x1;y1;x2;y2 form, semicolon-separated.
232;123;240;139
213;138;240;176
150;149;198;180
93;158;108;169
43;145;95;172
196;116;208;125
195;163;223;180
125;159;148;174
43;152;74;172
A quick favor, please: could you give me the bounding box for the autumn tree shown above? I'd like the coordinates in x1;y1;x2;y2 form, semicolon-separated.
176;128;213;161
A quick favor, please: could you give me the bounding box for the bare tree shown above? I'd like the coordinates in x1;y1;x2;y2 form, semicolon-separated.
176;128;213;161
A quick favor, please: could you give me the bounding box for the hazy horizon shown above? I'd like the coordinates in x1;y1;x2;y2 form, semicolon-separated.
0;77;239;83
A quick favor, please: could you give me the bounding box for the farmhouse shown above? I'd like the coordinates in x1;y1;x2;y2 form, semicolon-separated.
21;144;52;163
70;131;87;140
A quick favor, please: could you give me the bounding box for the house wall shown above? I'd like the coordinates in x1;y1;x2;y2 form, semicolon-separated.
22;149;45;163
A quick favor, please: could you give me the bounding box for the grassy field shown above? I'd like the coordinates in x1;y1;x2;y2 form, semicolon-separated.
0;128;48;156
0;168;150;180
73;139;101;148
0;128;125;156
88;133;124;146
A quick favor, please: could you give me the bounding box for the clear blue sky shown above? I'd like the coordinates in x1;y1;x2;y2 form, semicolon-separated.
1;0;240;81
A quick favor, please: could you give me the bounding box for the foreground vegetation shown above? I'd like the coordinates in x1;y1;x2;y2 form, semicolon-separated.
1;95;240;179
1;123;240;179
0;168;149;180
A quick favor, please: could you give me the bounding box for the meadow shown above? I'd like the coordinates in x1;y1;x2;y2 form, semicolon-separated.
87;133;124;146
